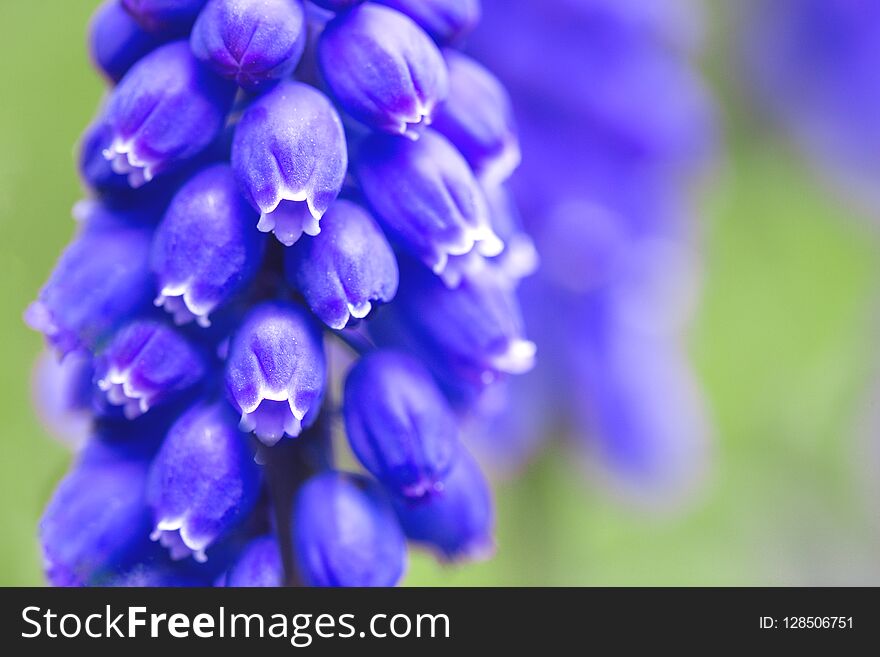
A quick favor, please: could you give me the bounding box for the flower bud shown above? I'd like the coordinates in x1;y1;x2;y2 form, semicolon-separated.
393;449;493;561
147;401;262;561
284;199;398;329
225;301;326;445
379;257;535;391
191;0;307;91
375;0;481;45
40;441;154;586
433;50;520;186
95;320;208;418
216;534;284;586
122;0;208;35
318;3;448;138
90;0;165;83
26;221;154;356
356;130;501;275
344;351;458;497
152;164;266;326
232;81;347;245
292;472;405;587
102;41;236;187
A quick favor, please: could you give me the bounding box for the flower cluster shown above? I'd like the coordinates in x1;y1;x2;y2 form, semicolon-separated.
28;0;532;587
466;0;716;500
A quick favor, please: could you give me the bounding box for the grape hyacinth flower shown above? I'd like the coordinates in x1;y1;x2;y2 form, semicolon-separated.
465;0;716;501
29;0;532;587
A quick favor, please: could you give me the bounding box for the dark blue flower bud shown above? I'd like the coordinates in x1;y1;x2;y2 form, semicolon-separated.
26;222;154;356
89;0;165;83
309;0;362;12
344;351;458;498
122;0;208;34
40;441;154;586
225;301;326;445
216;534;284;586
191;0;307;91
393;449;493;561
95;320;208;418
102;41;236;187
356;130;501;275
284;199;398;329
379;257;534;390
375;0;481;45
292;472;405;586
152;164;266;326
147;401;262;561
232;81;347;245
318;3;448;138
433;50;519;186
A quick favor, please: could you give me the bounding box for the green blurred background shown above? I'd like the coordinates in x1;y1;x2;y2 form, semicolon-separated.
2;1;879;586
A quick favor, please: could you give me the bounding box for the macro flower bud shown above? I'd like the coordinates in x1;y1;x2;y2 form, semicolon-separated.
225;301;326;445
89;0;164;83
356;130;501;275
433;50;520;186
344;351;458;498
216;534;284;586
191;0;307;91
40;441;154;586
375;0;481;45
232;81;347;245
284;199;398;329
393;449;493;562
95;319;208;418
122;0;208;35
318;3;448;138
26;222;154;356
382;257;535;390
292;472;405;587
102;41;236;187
147;401;262;561
152;164;266;326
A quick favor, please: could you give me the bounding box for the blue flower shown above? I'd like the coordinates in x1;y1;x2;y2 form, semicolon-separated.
318;3;448;138
40;439;155;586
152;163;266;326
284;199;398;329
231;80;347;245
95;319;208;418
292;472;406;587
102;41;236;187
432;49;520;186
393;449;493;562
356;130;502;275
191;0;307;91
147;401;262;561
31;0;533;588
344;350;459;498
26;219;154;356
225;301;326;445
90;0;165;83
